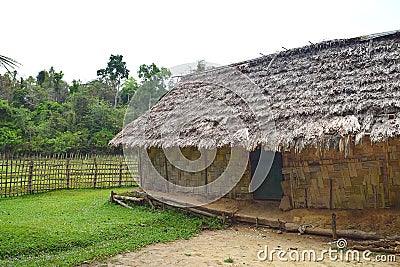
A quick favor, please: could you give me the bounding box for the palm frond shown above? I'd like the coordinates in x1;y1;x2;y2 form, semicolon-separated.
0;55;21;73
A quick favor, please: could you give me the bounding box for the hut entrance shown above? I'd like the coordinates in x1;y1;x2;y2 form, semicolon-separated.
250;149;283;200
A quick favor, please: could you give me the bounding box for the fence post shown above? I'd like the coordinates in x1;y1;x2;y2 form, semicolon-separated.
4;159;9;196
332;213;337;240
28;160;34;194
93;156;97;188
66;158;70;189
119;157;123;187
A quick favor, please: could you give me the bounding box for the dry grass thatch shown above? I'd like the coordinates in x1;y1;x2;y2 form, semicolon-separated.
110;30;400;152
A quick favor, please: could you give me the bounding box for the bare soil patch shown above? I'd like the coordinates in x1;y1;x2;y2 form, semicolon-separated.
87;225;398;267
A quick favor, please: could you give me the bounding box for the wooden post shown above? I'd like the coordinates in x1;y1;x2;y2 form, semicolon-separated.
49;155;53;190
47;155;51;191
0;156;4;197
14;157;20;196
93;156;97;188
289;171;295;208
119;157;123;187
28;160;34;194
9;157;13;196
4;159;8;197
57;154;61;189
204;150;208;196
304;188;308;208
37;155;42;193
66;158;70;189
383;141;390;207
20;158;25;196
332;213;337;240
110;190;115;203
329;178;333;209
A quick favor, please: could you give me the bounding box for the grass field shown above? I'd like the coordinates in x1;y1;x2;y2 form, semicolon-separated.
0;188;223;267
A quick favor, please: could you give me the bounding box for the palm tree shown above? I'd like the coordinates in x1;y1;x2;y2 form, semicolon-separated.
0;55;21;72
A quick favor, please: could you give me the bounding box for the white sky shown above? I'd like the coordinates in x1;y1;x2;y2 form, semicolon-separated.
2;0;400;83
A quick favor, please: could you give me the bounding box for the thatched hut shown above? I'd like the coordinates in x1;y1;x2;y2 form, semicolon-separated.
110;30;400;209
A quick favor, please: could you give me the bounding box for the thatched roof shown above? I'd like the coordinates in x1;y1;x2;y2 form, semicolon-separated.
110;30;400;151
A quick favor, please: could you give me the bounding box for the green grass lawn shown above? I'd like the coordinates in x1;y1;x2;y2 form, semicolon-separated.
0;188;223;267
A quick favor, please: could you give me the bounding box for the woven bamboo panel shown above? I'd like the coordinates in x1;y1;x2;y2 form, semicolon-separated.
144;146;252;199
282;137;400;209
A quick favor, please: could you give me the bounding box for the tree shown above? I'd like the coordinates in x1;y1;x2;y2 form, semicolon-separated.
90;129;116;153
52;70;64;102
35;68;68;103
138;63;160;82
69;89;93;121
81;100;123;134
23;76;49;110
125;64;171;122
196;60;206;72
69;79;80;94
11;86;28;107
0;73;17;102
0;99;30;153
120;77;138;105
36;70;46;85
97;54;130;108
77;80;114;105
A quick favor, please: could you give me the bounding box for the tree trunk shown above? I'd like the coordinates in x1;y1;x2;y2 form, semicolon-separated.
114;84;119;108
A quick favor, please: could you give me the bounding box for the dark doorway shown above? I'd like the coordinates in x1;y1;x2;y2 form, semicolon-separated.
250;149;283;200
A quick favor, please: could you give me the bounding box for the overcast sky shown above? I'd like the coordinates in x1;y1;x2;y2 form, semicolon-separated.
2;0;400;83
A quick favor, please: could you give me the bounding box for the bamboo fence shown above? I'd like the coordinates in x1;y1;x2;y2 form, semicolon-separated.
0;154;138;197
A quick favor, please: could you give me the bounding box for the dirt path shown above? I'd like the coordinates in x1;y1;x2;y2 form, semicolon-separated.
87;225;398;267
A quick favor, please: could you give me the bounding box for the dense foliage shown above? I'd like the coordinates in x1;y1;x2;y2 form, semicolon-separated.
0;56;171;155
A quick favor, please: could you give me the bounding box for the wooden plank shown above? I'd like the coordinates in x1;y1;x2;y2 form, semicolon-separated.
321;165;329;180
341;169;352;187
370;168;379;186
348;162;358;177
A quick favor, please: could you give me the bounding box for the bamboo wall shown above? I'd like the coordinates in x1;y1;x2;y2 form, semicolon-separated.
282;137;400;209
142;147;252;199
142;138;400;209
